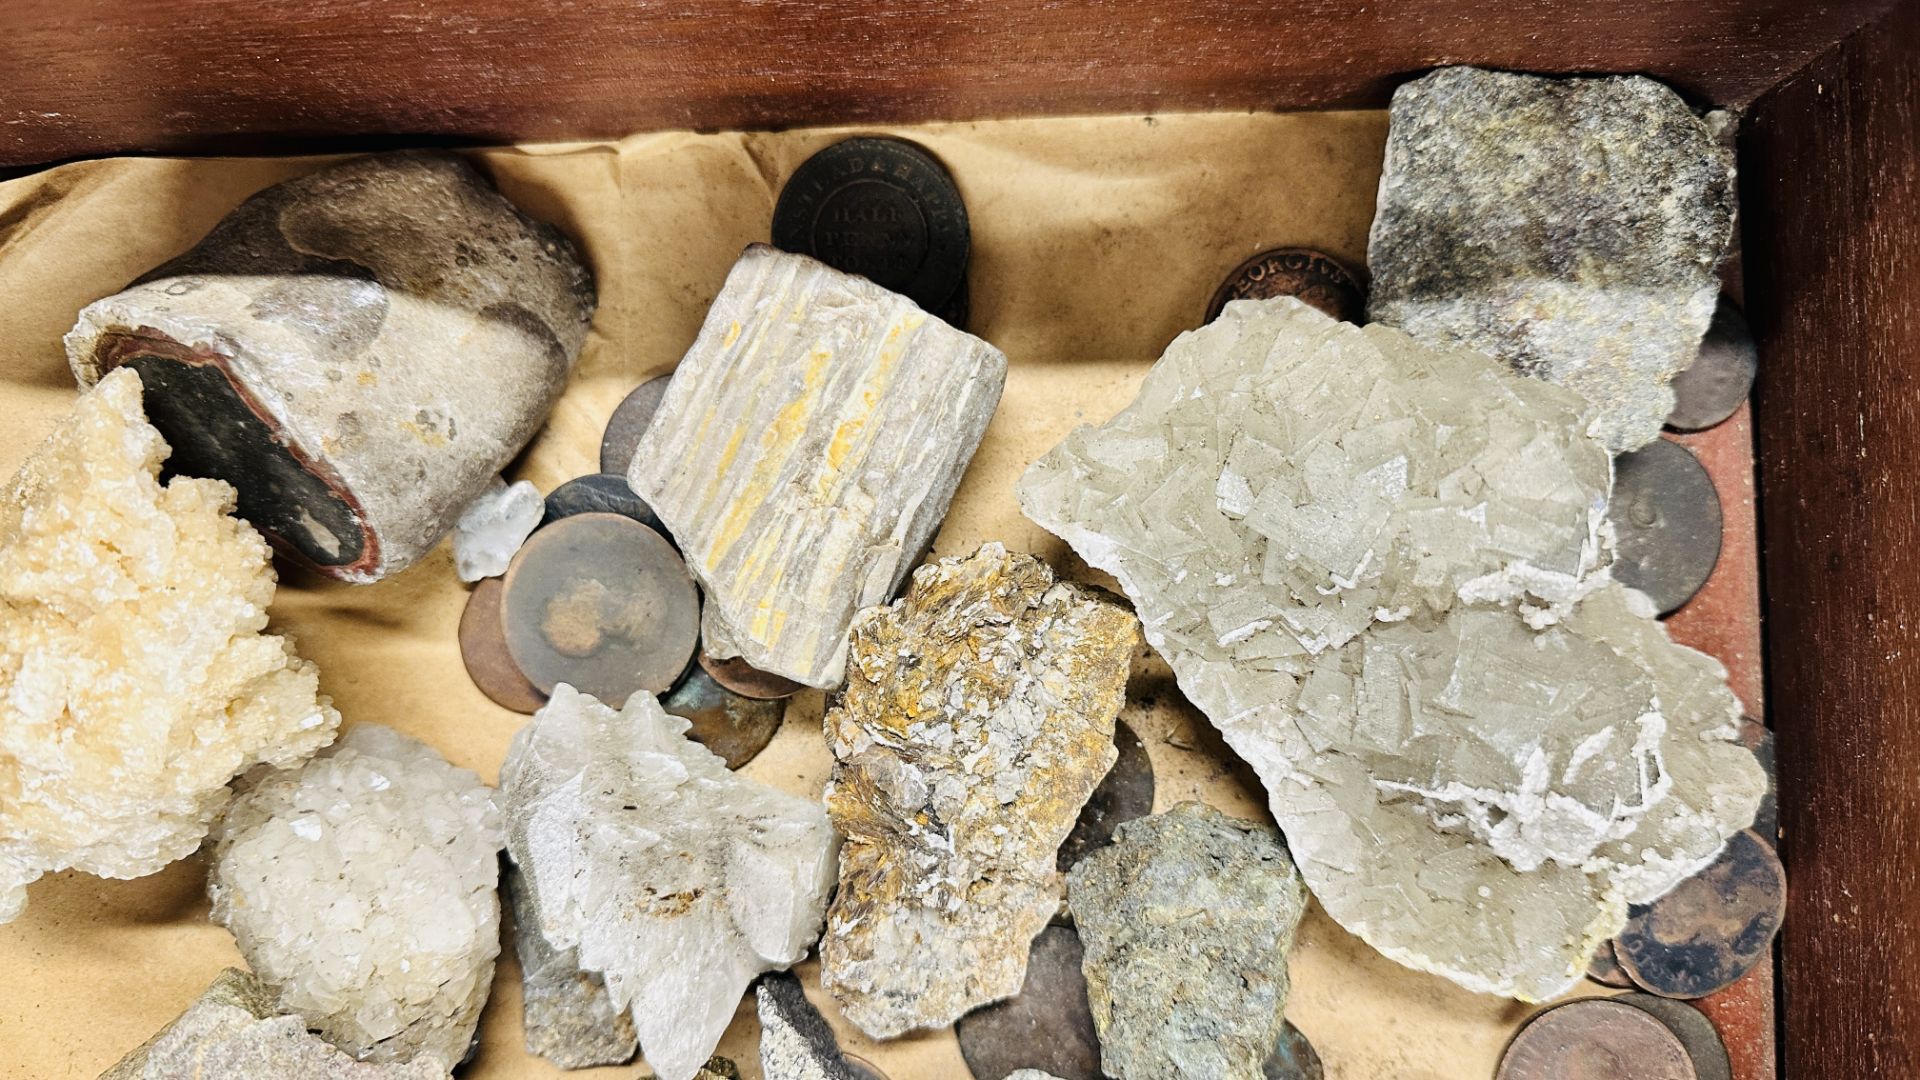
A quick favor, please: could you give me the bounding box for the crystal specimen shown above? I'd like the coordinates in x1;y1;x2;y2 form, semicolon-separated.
627;244;1007;688
504;861;638;1069
453;477;544;582
1367;66;1736;453
821;544;1138;1038
1066;803;1308;1080
756;971;864;1080
101;969;448;1080
1017;298;1765;1001
208;725;503;1066
501;685;838;1080
0;368;337;925
67;151;597;581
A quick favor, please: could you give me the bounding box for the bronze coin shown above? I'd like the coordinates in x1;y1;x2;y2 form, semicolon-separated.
698;650;807;701
1739;719;1778;847
501;513;701;708
1056;719;1155;871
1586;939;1640;990
600;374;674;477
1614;994;1733;1080
841;1054;892;1080
458;577;547;714
956;925;1102;1080
661;667;784;770
542;472;663;536
1609;437;1722;616
1614;829;1785;1000
1205;248;1366;325
1667;299;1757;433
1263;1020;1325;1080
1496;998;1697;1080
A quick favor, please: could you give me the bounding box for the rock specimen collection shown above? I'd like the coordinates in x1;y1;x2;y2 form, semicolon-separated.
500;685;837;1080
208;725;503;1068
1367;66;1736;453
453;477;544;582
821;544;1137;1037
504;861;639;1069
65;151;597;581
627;245;1007;688
1066;803;1309;1080
0;368;337;924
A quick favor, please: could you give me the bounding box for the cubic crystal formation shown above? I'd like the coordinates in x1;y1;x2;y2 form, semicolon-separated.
1367;66;1736;453
0;368;337;925
628;244;1008;688
1018;298;1765;1001
1066;803;1308;1080
453;477;543;582
821;544;1138;1038
208;725;503;1067
504;862;639;1069
500;685;838;1080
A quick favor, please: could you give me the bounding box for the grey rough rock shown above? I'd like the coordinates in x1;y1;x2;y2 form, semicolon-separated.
1017;297;1765;1001
756;972;862;1080
1366;66;1736;452
66;151;596;582
454;477;544;581
101;969;449;1080
208;725;503;1066
1067;803;1308;1080
627;244;1007;688
504;861;638;1069
500;684;838;1080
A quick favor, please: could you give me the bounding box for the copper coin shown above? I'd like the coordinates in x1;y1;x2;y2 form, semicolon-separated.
502;513;700;708
1263;1020;1325;1080
1057;719;1155;871
1609;437;1722;616
956;925;1101;1080
842;1054;892;1080
542;472;663;535
1739;719;1778;847
458;577;547;714
661;667;784;770
1614;994;1733;1080
1586;939;1640;990
600;374;674;477
1496;998;1696;1080
1667;300;1756;433
1614;830;1786;1000
1205;248;1366;325
698;651;807;701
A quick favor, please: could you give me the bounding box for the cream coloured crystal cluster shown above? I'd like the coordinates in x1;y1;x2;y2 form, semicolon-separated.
1018;298;1765;1001
0;368;337;924
208;725;503;1068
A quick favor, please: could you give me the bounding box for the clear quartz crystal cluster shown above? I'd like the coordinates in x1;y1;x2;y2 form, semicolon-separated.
1018;298;1765;1000
500;685;838;1080
208;725;503;1068
0;368;337;924
452;476;543;582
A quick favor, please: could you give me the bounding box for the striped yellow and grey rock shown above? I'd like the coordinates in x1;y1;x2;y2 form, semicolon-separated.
627;245;1008;689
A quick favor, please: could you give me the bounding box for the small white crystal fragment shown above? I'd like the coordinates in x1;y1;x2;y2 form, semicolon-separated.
452;476;543;581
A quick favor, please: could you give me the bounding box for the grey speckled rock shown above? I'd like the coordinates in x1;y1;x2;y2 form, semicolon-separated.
1367;66;1736;452
1067;804;1307;1080
504;862;638;1069
756;972;862;1080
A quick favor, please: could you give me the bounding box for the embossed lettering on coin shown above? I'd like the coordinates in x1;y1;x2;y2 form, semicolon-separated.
1614;829;1786;999
1206;248;1367;325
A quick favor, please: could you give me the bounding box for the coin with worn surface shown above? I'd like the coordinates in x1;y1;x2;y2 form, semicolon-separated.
1056;719;1155;871
841;1054;892;1080
956;925;1101;1080
1205;248;1367;325
600;374;674;476
1496;998;1696;1080
1609;437;1722;616
1586;939;1640;990
772;136;970;313
661;667;784;770
1614;994;1733;1080
1667;300;1757;432
543;472;663;535
502;512;700;707
459;577;548;714
1263;1020;1325;1080
698;650;806;701
1739;719;1778;847
1614;830;1785;1000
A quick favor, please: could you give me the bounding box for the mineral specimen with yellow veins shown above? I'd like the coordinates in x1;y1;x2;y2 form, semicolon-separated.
0;368;337;925
821;544;1139;1038
627;245;1008;689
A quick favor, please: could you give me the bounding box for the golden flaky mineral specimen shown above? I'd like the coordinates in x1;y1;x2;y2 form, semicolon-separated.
822;544;1138;1038
0;369;338;923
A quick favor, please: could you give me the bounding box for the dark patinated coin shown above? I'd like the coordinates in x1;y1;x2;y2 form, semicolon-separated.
1667;300;1757;432
1614;994;1733;1080
1496;999;1696;1080
1586;939;1639;990
699;651;806;701
956;925;1102;1080
458;577;548;714
773;136;970;313
1739;719;1779;847
1057;720;1155;871
600;374;674;476
1614;829;1786;1000
543;472;663;535
1263;1020;1325;1080
1205;248;1367;325
501;513;701;707
1609;437;1722;616
661;667;784;770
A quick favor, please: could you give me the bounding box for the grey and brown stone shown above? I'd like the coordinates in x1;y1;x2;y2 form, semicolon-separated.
504;861;638;1069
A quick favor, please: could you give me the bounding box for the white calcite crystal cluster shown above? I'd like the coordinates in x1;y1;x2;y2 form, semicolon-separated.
1018;297;1765;1001
208;725;503;1068
0;368;338;924
500;685;838;1080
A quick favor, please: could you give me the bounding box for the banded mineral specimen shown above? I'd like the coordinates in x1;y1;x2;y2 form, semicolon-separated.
821;544;1138;1038
1066;803;1308;1080
756;971;863;1080
1367;66;1736;452
0;368;337;925
66;151;597;582
453;477;544;582
501;685;837;1080
101;969;448;1080
627;245;1007;688
208;725;503;1066
1018;298;1765;1001
504;862;638;1069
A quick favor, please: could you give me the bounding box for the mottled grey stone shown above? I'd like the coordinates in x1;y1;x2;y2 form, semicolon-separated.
504;861;638;1069
756;971;863;1080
